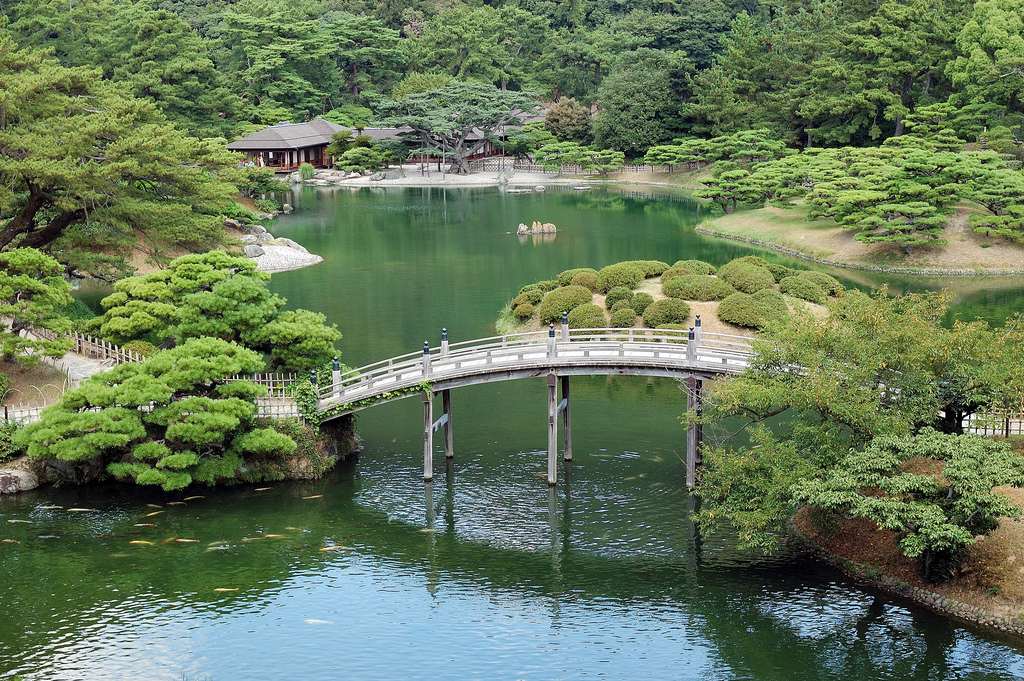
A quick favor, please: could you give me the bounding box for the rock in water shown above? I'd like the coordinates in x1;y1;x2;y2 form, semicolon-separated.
0;470;38;494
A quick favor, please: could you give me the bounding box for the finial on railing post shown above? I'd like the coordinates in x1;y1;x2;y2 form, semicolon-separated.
441;327;449;357
687;327;696;363
332;356;340;372
423;340;431;376
561;311;569;342
310;369;317;387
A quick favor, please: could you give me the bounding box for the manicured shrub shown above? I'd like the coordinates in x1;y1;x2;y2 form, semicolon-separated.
671;259;717;276
513;303;536;321
610;299;634;313
660;267;689;283
570;272;600;291
567;303;606;329
538;285;594;324
663;275;736;301
610;308;638;328
732;255;772;269
642;299;691;327
765;263;796;283
557;268;598;286
718;289;788;329
625;260;670;277
513;289;543;307
534;279;560;292
123;340;158;358
597;262;645;292
630;292;655;315
779;276;826;304
605;286;634;309
798;270;844;296
717;261;775;294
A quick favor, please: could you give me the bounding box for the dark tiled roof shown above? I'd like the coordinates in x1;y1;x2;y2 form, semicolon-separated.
227;118;405;150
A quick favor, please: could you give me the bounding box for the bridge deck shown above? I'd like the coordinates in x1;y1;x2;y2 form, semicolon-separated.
317;327;754;418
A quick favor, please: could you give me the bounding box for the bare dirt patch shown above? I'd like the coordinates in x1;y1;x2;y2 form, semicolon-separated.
1;361;69;405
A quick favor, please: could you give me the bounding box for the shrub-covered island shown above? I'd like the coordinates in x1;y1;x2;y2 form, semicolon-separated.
499;256;846;335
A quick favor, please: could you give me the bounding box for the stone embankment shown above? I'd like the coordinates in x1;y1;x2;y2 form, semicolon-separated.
225;220;323;273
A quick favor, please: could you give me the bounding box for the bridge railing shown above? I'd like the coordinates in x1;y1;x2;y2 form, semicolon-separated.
317;327;753;404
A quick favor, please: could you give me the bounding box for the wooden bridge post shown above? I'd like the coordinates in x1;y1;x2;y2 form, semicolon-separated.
547;373;558;485
685;376;703;488
441;328;449;357
561;376;572;461
695;315;702;345
332;356;341;398
547;324;556;358
422;341;431;378
422;391;434;481
561;312;569;342
686;327;696;364
442;389;454;458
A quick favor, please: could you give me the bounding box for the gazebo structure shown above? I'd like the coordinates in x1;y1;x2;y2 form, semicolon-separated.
227;118;402;172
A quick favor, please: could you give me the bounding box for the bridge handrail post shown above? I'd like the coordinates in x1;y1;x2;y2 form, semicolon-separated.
686;327;695;363
561;311;569;342
695;315;703;346
422;341;431;377
547;323;556;358
332;356;341;397
441;328;449;357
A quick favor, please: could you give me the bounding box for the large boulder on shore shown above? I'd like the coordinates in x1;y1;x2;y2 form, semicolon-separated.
243;244;265;257
0;469;38;494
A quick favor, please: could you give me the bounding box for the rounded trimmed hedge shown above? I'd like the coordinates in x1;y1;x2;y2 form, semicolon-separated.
731;256;793;283
605;286;634;309
570;271;600;291
625;260;670;277
798;270;844;296
717;261;776;294
630;292;654;315
779;276;825;304
718;289;788;329
610;308;638;328
671;259;717;276
597;262;645;292
558;267;598;286
567;303;606;329
642;298;691;327
512;303;535;321
538;285;594;324
663;275;736;301
610;298;634;313
513;289;543;307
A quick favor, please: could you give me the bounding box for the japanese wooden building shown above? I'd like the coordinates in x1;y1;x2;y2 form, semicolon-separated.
227;118;402;172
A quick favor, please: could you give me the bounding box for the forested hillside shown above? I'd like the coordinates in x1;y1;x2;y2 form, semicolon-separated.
3;0;1022;153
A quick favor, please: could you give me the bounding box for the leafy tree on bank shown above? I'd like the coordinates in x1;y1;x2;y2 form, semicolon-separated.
691;289;1018;561
947;0;1024;113
500;122;557;159
0;248;74;365
0;36;239;277
795;429;1024;582
91;252;340;371
376;81;538;174
545;97;593;144
16;337;296;491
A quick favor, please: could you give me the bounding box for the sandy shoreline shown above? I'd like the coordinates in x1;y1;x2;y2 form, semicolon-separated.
297;164;596;189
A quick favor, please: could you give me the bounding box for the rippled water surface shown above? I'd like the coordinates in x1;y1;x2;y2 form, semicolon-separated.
5;186;1024;679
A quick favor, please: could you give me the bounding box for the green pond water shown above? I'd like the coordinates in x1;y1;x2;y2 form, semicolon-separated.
4;185;1024;679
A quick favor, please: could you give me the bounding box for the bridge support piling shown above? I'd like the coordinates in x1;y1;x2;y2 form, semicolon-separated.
561;376;572;461
422;391;434;481
547;373;558;485
685;377;703;488
442;389;453;458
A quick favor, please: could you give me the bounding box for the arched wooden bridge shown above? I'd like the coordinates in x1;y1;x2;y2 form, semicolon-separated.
315;318;754;487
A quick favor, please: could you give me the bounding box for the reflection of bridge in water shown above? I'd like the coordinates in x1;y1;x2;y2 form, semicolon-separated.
316;316;753;487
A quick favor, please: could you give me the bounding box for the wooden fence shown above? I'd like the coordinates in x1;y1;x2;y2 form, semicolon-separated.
32;328;145;366
962;411;1024;437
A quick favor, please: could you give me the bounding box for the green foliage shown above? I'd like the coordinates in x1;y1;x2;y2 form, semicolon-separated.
604;286;634;309
392;72;453;99
642;298;691;327
545;98;593;144
538;285;594;324
337;147;385;173
122;340;158;358
513;289;544;306
597;262;644;292
0;36;238;277
513;302;535;321
663;274;736;301
797;271;845;296
779;277;826;304
610;307;638;328
671;259;718;276
795;429;1024;582
610;299;634;313
299;163;316;180
630;292;655;315
570;272;600;291
95;252;339;371
0;248;73;365
0;421;25;464
16;338;292;491
717;290;788;329
716;261;776;294
567;303;606;329
0;373;11;403
253;198;280;213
